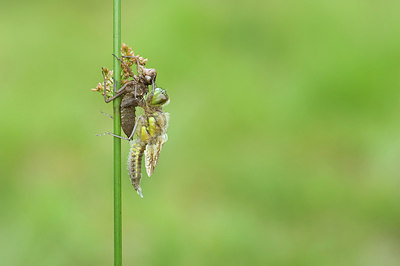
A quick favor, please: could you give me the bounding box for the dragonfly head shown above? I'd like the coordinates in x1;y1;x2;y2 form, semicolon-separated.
150;88;169;106
142;67;157;85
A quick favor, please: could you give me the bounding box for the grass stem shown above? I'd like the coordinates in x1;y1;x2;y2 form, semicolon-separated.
113;0;122;265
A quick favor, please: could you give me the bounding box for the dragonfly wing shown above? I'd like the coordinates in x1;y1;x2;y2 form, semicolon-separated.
145;133;168;177
145;143;156;177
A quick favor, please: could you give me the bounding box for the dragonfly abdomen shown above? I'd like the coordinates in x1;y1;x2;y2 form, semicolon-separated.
120;93;136;137
128;140;146;197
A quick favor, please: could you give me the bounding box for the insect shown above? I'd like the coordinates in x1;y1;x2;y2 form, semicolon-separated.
101;87;170;197
127;87;169;197
93;44;157;138
92;44;169;197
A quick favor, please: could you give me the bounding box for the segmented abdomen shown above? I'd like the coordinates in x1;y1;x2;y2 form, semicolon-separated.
120;93;136;137
128;140;146;197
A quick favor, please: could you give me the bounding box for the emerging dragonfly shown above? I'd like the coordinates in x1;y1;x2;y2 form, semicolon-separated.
92;44;169;197
98;87;169;197
127;87;169;197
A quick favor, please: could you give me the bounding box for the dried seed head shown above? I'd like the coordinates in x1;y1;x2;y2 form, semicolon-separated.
122;43;134;57
92;68;114;98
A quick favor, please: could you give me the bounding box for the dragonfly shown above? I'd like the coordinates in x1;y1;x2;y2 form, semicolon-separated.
99;87;170;197
93;45;169;197
127;87;169;197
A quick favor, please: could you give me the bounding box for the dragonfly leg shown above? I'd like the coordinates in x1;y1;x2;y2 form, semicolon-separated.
122;55;140;71
104;90;125;103
96;132;130;141
113;53;136;79
100;111;113;119
102;68;124;103
122;55;141;74
122;55;137;59
103;80;131;103
111;76;118;93
128;115;145;140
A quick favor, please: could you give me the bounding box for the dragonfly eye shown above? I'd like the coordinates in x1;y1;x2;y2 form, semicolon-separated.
151;88;169;106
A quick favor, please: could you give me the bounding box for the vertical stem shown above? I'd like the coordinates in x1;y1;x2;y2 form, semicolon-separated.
113;0;122;265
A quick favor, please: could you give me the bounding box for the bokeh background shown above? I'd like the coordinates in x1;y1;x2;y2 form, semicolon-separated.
1;0;400;265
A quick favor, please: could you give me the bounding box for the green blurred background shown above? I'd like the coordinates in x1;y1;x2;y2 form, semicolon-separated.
1;0;400;265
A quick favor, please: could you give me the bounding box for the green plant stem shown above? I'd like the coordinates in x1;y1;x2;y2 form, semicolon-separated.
113;0;122;265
